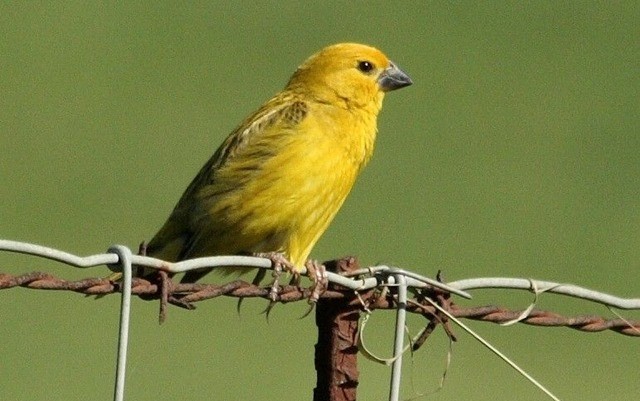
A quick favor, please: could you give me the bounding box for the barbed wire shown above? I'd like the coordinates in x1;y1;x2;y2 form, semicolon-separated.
2;239;640;401
1;269;639;337
4;239;639;310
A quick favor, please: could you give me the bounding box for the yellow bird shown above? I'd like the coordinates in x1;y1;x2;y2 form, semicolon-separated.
146;42;412;283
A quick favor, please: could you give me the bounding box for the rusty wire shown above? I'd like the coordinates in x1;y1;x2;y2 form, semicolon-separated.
3;242;638;401
1;270;638;337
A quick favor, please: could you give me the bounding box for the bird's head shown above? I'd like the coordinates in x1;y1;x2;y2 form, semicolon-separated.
286;43;412;112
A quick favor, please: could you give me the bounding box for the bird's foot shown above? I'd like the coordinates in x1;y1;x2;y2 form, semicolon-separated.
253;252;296;302
305;259;328;304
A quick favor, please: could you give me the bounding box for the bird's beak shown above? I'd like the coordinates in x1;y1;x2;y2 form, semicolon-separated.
378;62;413;92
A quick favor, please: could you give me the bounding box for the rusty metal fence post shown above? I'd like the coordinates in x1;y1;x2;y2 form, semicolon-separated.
314;258;361;401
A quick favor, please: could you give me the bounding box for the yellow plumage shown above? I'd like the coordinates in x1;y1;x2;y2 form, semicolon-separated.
146;43;412;282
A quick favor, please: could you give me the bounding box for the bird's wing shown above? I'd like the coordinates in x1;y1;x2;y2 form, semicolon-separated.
146;94;309;263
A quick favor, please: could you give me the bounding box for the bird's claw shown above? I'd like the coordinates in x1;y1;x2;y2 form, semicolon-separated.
253;252;295;302
254;253;327;307
270;261;282;302
305;259;328;304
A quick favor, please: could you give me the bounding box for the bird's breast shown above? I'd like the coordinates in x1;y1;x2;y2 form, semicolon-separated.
197;102;379;266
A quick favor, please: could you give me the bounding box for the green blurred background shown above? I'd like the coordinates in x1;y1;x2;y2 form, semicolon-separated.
1;2;638;400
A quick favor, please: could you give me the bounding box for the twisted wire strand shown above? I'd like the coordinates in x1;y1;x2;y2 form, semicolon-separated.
1;271;638;337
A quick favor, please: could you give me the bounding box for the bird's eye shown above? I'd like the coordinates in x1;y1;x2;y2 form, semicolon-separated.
357;60;375;74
